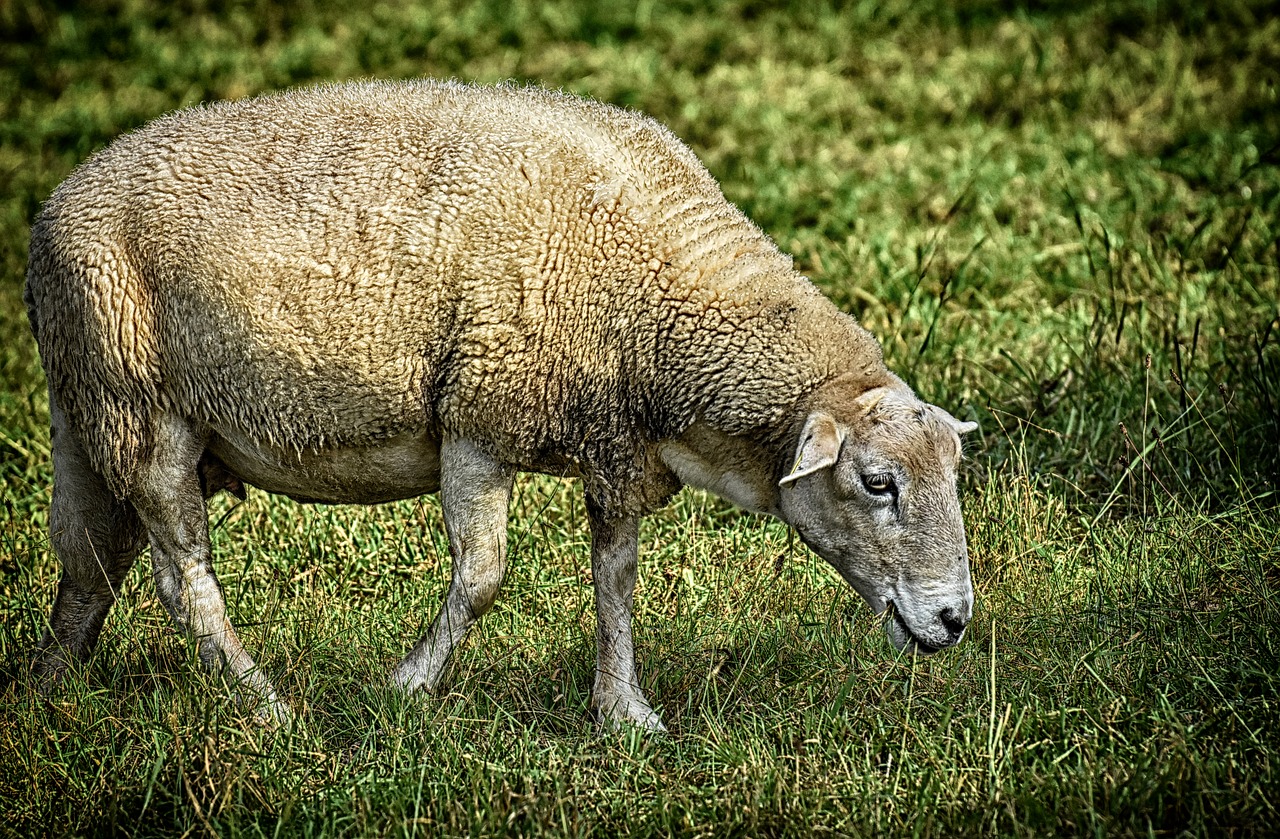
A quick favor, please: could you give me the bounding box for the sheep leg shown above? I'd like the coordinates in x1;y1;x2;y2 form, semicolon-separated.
128;414;287;722
390;437;514;693
33;399;147;685
588;499;666;732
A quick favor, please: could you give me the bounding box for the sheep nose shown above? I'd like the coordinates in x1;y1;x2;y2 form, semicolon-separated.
939;607;968;640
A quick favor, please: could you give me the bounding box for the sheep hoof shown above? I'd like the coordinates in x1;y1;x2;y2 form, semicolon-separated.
592;694;668;734
258;699;293;728
237;690;292;727
30;653;70;695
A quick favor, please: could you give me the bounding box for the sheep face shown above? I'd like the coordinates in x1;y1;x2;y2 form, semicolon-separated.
779;388;977;654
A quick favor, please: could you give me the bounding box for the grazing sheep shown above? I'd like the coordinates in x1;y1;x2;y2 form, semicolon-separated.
25;79;977;730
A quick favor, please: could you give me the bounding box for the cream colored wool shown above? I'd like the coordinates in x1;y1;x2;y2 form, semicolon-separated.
26;80;890;515
27;82;977;728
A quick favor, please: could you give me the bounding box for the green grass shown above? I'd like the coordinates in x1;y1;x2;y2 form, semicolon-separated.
1;0;1278;835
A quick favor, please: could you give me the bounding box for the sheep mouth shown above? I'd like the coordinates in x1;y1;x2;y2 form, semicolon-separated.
889;604;941;655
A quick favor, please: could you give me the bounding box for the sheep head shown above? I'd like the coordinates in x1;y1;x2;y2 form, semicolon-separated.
779;385;978;654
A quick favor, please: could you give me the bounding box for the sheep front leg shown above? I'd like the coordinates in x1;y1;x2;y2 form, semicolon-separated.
588;499;666;732
390;437;514;694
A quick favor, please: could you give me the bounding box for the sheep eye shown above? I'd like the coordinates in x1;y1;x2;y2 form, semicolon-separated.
861;473;896;496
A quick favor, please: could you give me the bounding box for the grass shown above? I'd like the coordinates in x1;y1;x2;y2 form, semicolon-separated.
1;0;1278;835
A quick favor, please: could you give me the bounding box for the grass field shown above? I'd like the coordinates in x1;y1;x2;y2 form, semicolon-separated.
2;0;1279;835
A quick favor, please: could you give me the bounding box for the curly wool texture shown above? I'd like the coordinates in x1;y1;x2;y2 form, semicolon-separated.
26;80;891;513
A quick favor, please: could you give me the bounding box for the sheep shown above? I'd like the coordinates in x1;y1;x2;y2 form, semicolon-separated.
25;79;978;730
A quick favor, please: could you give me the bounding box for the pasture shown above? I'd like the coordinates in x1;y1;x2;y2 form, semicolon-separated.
1;0;1277;835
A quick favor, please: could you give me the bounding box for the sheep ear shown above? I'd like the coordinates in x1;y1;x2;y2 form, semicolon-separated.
853;386;893;417
928;404;978;436
780;413;843;486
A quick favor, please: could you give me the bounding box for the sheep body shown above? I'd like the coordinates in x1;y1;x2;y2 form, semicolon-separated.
27;81;972;729
27;80;887;514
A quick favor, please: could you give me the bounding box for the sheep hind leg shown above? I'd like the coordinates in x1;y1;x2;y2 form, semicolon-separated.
33;399;147;687
587;499;666;732
390;437;514;694
128;413;288;723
